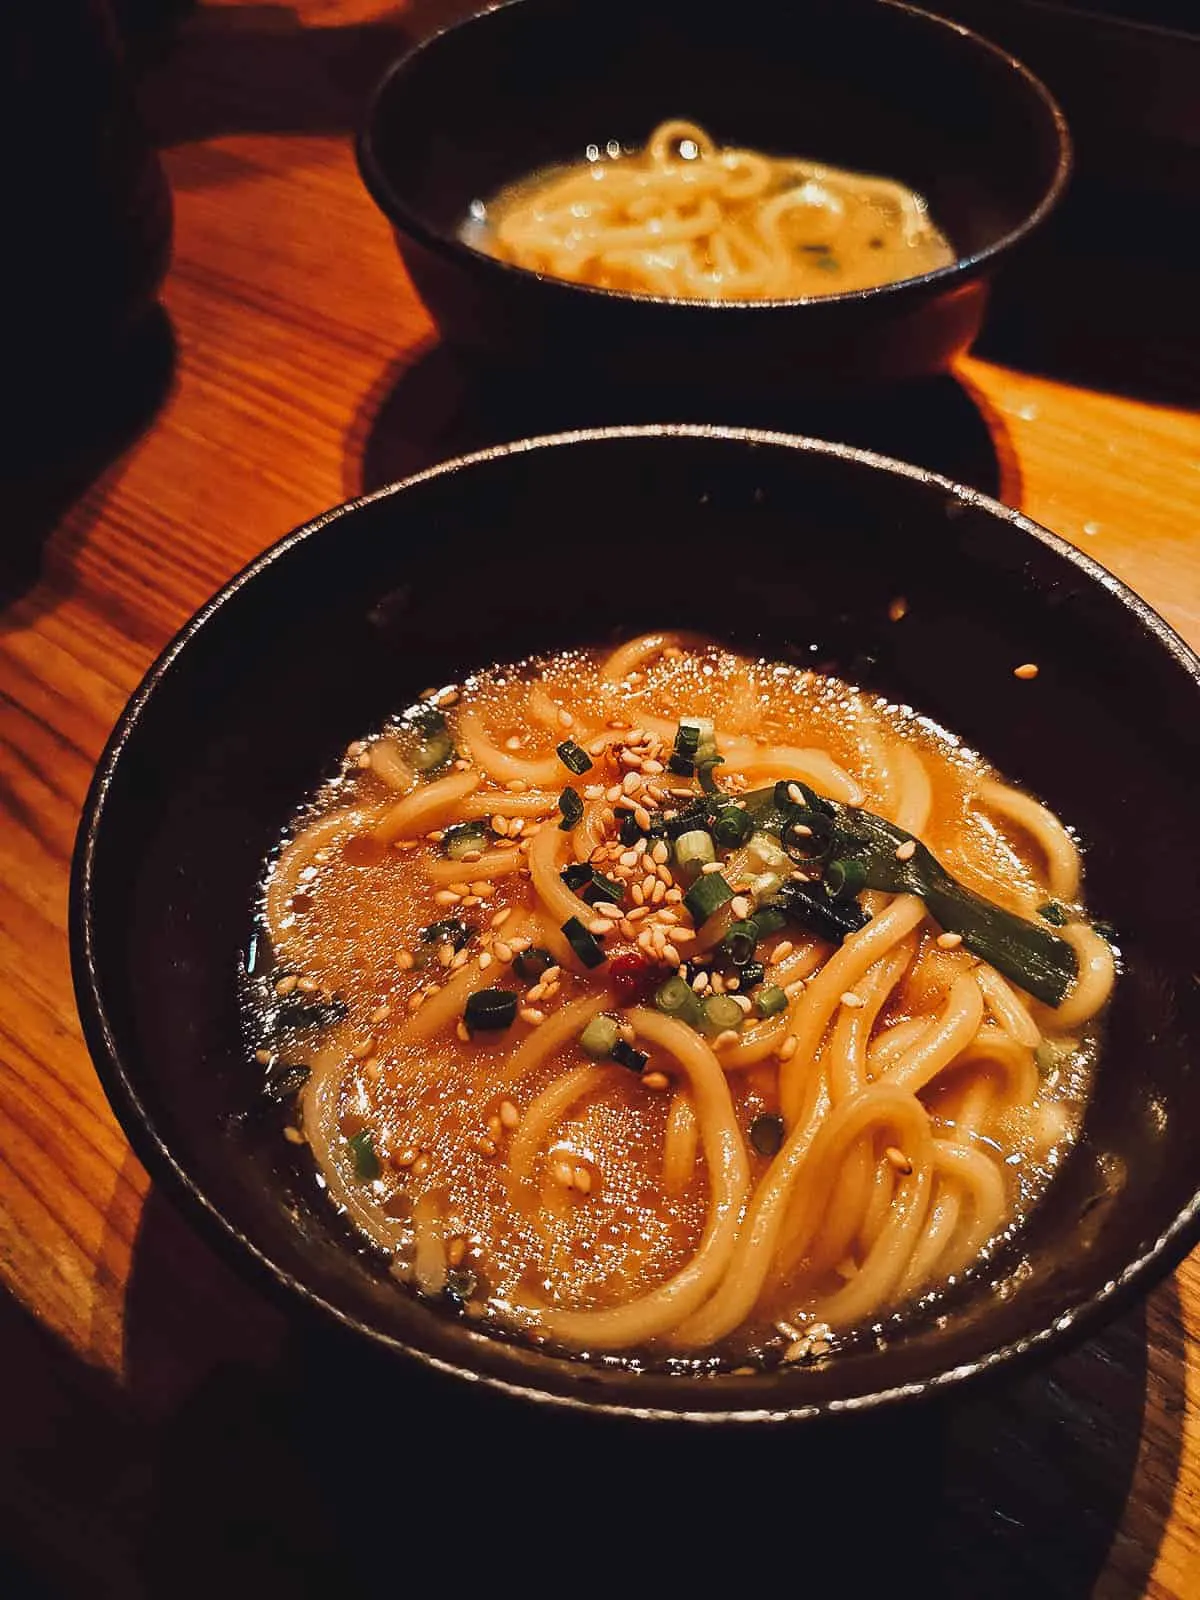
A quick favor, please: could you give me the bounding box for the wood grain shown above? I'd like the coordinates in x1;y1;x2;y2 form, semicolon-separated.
1;4;1198;1594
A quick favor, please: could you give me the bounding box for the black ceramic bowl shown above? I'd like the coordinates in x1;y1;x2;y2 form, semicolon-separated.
72;427;1200;1423
356;0;1070;389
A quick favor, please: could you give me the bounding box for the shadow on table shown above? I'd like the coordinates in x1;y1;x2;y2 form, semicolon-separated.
0;309;177;615
347;346;1017;505
0;1177;1187;1597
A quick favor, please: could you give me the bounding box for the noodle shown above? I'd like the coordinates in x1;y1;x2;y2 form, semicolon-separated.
463;120;955;301
251;634;1110;1369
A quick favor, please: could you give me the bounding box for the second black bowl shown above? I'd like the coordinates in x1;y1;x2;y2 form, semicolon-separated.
357;0;1070;389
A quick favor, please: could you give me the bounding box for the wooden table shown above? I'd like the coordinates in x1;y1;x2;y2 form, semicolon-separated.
2;4;1198;1594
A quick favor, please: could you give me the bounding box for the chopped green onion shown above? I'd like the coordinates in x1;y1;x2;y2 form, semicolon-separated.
722;919;760;967
444;1267;478;1303
420;917;474;949
749;870;788;904
580;1014;620;1058
781;812;835;863
512;946;554;982
618;813;646;846
557;739;593;775
398;705;456;774
748;831;791;873
1038;901;1069;927
442;820;491;861
562;916;607;968
675;717;714;759
561;862;625;906
826;857;868;900
711;803;753;850
755;984;788;1019
683;870;734;926
699;994;744;1036
667;752;695;777
347;1129;381;1180
611;1039;649;1073
665;800;712;840
265;1062;310;1101
464;988;519;1031
749;1113;785;1156
748;905;787;938
558;786;584;831
697;757;725;795
739;960;767;990
674;828;716;884
654;974;703;1027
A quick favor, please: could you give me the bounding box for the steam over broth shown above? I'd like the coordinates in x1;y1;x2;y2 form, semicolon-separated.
250;635;1112;1370
461;120;955;301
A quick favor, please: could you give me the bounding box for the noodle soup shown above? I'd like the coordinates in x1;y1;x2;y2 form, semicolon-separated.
249;634;1113;1369
461;120;955;301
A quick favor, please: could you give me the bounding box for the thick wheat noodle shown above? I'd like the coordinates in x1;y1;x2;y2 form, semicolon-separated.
372;767;480;844
675;1065;831;1347
898;1179;963;1296
531;1010;749;1349
978;778;1081;900
497;993;611;1090
425;848;528;886
774;1084;932;1298
600;631;708;682
854;707;900;821
975;963;1041;1048
892;744;934;836
458;705;564;787
368;736;414;792
715;1014;790;1069
508;1063;612;1181
951;1026;1040;1112
411;1191;447;1296
457;790;558;820
828;940;916;1103
264;805;377;952
867;1015;929;1072
1040;922;1115;1030
662;1090;700;1197
404;915;537;1041
884;974;986;1094
575;799;610;861
300;1037;411;1251
526;823;597;971
779;895;926;1124
925;1141;1007;1278
735;746;865;806
527;682;567;731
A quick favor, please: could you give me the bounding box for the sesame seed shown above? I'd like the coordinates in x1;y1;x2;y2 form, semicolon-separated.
651;880;666;905
394;1146;419;1168
663;943;681;966
504;735;523;751
469;880;495;897
712;1029;741;1050
643;759;664;775
478;951;493;970
731;896;752;920
786;783;804;805
283;1125;306;1145
894;840;917;862
558;709;574;729
254;1047;273;1066
634;806;652;830
434;889;462;906
499;1100;520;1130
460;849;483;864
274;975;299;997
491;908;513;928
936;931;964;949
587;918;610;936
642;1071;670;1092
779;1035;799;1061
622;771;643;795
671;927;694;943
888;597;908;623
447;1236;467;1267
475;1136;497;1157
553;1159;575;1188
506;779;528;792
520;1007;546;1025
1014;663;1039;680
438;943;456;967
493;816;510;836
701;861;725;875
370;1002;392;1024
651;840;670;865
885;1146;913;1174
455;1020;470;1042
488;1114;503;1140
584;785;604;801
605;785;623;803
619;918;637;939
573;1165;592;1195
593;901;622;920
730;994;753;1014
692;971;709;992
618;1022;635;1044
631;882;645;906
412;1153;431;1177
840;991;865;1008
588;738;608;756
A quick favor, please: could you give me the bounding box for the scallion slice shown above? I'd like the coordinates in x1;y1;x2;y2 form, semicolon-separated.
826;857;868;900
347;1129;381;1180
721;919;760;967
580;1014;620;1058
557;739;593;775
683;870;733;926
562;916;607;968
654;974;703;1027
442;820;490;861
697;757;725;796
561;862;625;906
699;994;744;1036
711;803;753;850
464;988;519;1031
558;786;584;831
673;828;716;885
667;752;695;777
512;946;554;982
750;1113;785;1156
611;1039;649;1073
755;984;788;1019
738;960;766;990
420;917;474;949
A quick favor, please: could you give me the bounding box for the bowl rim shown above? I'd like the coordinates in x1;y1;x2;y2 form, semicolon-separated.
71;424;1200;1424
356;0;1073;314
